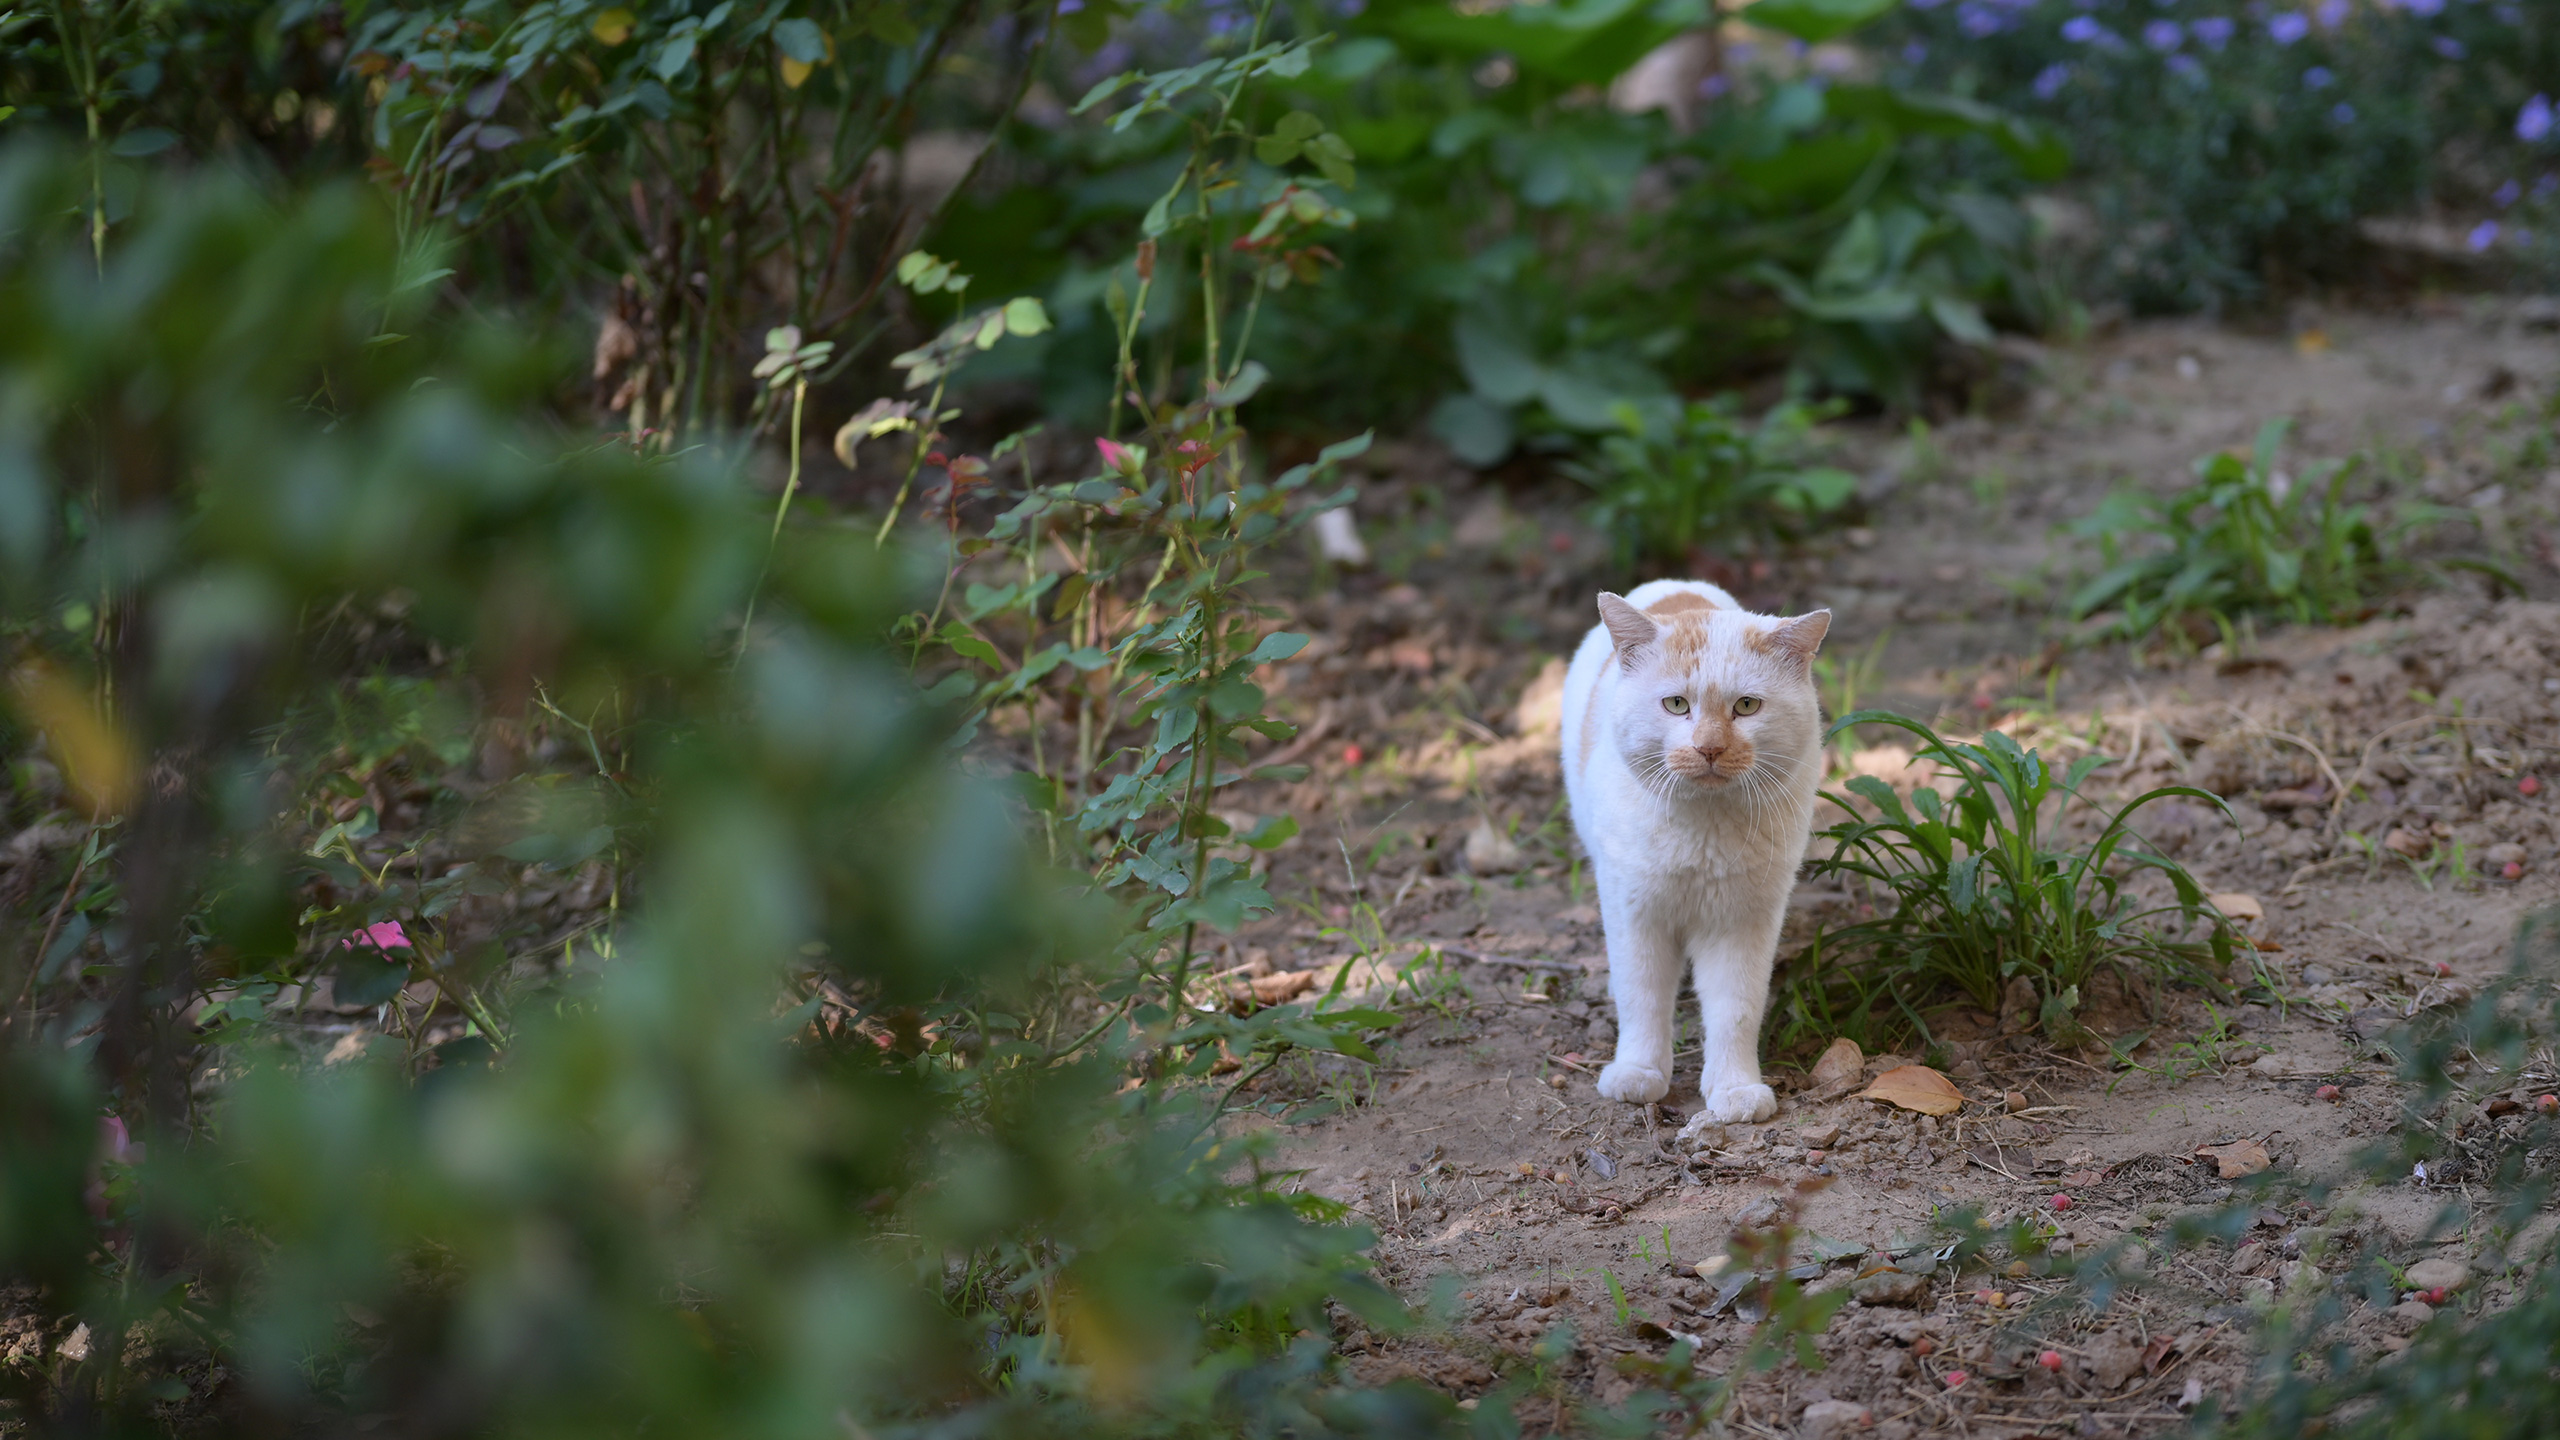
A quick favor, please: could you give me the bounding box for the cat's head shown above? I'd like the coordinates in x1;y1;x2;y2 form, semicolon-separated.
1593;590;1830;793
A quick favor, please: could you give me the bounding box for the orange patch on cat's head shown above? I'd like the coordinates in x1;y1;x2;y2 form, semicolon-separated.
1643;591;1719;618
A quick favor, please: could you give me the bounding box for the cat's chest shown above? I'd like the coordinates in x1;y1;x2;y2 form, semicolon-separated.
1605;813;1763;881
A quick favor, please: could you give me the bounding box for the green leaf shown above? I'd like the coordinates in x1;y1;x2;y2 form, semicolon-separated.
1206;360;1269;408
1740;0;1897;43
1000;296;1050;337
1240;814;1299;850
1927;295;1994;346
771;17;826;62
1244;631;1310;665
1429;393;1515;468
654;32;698;79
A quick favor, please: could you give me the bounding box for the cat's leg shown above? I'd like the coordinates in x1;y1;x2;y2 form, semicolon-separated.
1688;903;1785;1124
1596;880;1679;1104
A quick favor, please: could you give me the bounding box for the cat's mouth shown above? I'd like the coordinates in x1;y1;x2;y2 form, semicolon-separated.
1662;750;1753;785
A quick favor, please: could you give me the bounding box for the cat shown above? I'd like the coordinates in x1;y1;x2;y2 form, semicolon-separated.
1558;579;1831;1126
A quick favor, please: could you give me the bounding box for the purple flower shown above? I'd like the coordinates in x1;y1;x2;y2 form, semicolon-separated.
1903;39;1930;64
1959;3;2007;37
2536;173;2559;200
2168;53;2205;81
2431;36;2466;59
2495;180;2524;208
2521;95;2555;145
2192;16;2234;49
2062;14;2107;41
2392;0;2445;14
2143;19;2181;50
2315;0;2348;28
2034;62;2072;98
1056;0;1083;9
1699;73;1730;99
2468;220;2501;252
2268;11;2310;44
2303;66;2334;89
2332;102;2356;124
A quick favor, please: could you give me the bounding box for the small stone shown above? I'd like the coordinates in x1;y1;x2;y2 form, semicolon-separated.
2486;842;2528;869
2405;1257;2469;1294
1800;1123;1843;1149
57;1324;90;1362
2005;1090;2029;1113
1852;1269;1930;1308
1464;820;1526;875
2386;1300;2435;1334
1800;1400;1875;1440
2240;1275;2277;1308
2233;1241;2267;1274
2086;1331;2143;1390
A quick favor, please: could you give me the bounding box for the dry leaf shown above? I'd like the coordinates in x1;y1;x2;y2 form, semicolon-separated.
1857;1064;1965;1116
1810;1036;1864;1089
2195;1139;2271;1178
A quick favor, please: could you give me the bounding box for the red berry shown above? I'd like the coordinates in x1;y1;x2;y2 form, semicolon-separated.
2433;961;2454;977
1341;744;1363;765
1944;1370;1969;1389
1548;531;1574;554
2506;861;2526;881
2523;775;2543;797
2040;1350;2065;1372
2316;1085;2342;1102
2538;1094;2558;1115
2421;1287;2447;1305
2051;1193;2072;1211
1912;1338;1936;1357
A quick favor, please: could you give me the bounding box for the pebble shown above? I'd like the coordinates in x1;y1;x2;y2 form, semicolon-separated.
1799;1123;1843;1149
2300;964;2338;986
2086;1331;2143;1390
1800;1400;1874;1439
2386;1299;2435;1334
2404;1257;2468;1293
1851;1269;1930;1308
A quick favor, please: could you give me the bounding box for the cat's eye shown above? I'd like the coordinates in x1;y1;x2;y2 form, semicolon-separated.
1661;695;1691;716
1732;696;1763;716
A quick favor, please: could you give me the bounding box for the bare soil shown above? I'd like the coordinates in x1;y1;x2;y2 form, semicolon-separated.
1209;297;2560;1436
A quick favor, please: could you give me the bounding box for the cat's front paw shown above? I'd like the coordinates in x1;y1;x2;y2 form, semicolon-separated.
1596;1060;1670;1104
1702;1082;1777;1124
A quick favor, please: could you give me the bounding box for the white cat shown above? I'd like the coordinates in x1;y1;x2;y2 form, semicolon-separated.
1558;579;1831;1125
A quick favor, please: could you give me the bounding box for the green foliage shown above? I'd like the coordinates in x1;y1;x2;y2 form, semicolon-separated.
1797;712;2238;1045
1563;395;1858;566
2067;418;2431;643
1881;0;2554;310
0;132;1467;1434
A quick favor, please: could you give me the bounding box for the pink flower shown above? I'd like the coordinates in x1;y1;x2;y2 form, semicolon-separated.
1094;437;1141;475
1944;1370;1968;1389
343;921;412;953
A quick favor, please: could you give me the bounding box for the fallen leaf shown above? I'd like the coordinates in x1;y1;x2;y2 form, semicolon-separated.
1857;1064;1965;1117
2061;1169;2105;1187
1810;1036;1864;1089
2195;1138;2272;1178
2141;1334;2178;1374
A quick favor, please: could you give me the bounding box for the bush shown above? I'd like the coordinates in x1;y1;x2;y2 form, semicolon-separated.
1564;395;1859;566
1882;0;2559;309
0;135;1454;1436
2066;418;2447;644
1791;713;2239;1048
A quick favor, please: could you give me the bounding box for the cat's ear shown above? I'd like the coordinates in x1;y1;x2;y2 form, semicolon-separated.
1756;609;1831;664
1596;593;1657;664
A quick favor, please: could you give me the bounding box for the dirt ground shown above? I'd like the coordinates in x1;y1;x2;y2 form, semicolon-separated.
1206;298;2560;1436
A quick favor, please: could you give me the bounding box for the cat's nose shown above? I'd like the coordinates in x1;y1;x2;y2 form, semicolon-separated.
1692;743;1725;764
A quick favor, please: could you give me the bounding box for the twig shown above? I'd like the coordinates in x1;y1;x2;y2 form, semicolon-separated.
1442;945;1584;975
